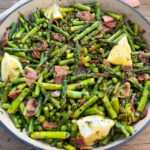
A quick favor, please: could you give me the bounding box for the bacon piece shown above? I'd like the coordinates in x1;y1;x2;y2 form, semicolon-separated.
22;66;39;86
32;51;41;59
122;0;140;8
138;51;149;65
129;93;136;115
120;107;126;113
104;59;111;67
103;26;111;33
55;66;69;84
70;137;87;149
55;66;69;76
137;73;150;81
91;60;99;64
102;15;114;23
76;11;95;21
67;40;73;47
23;99;39;116
61;25;66;31
78;99;87;106
41;61;49;71
51;32;66;42
104;21;117;28
52;19;59;27
1;32;8;49
42;121;57;129
35;40;47;51
8;90;22;99
55;76;63;84
42;40;47;50
142;108;148;118
117;82;130;98
94;33;103;39
123;65;132;72
77;66;86;76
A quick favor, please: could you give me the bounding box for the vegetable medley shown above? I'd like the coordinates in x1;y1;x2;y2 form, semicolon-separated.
0;2;150;149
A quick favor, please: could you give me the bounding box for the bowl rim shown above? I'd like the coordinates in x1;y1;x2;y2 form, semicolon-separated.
0;0;150;149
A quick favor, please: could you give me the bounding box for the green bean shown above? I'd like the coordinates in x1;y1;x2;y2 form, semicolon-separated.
31;131;70;139
32;75;43;98
81;29;101;45
11;78;24;84
29;117;34;134
72;95;98;118
61;78;67;109
9;22;17;37
70;25;84;32
1;83;12;103
74;3;91;11
91;77;103;97
22;27;39;43
115;121;130;137
128;77;143;91
10;114;20;128
96;2;101;21
67;90;89;99
73;21;99;41
52;24;69;37
74;41;79;75
63;144;76;150
67;78;95;90
17;83;27;90
99;136;111;146
47;20;52;42
105;11;122;20
44;107;49;119
133;24;139;35
60;7;74;13
59;58;75;66
83;104;104;116
71;120;78;138
72;20;87;26
137;81;150;113
35;95;43;117
50;97;61;109
7;88;30;114
102;95;117;119
111;96;120;114
107;29;122;41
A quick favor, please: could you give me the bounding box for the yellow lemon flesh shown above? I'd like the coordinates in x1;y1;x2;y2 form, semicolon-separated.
77;115;114;146
44;4;63;20
107;35;132;66
1;53;23;81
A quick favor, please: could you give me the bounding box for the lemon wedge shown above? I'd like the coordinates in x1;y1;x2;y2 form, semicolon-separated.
77;115;114;146
107;35;132;66
44;4;63;20
1;53;23;81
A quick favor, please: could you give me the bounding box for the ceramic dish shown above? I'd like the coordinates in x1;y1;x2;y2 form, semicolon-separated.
0;0;150;150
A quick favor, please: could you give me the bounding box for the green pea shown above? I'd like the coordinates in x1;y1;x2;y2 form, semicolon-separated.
57;142;63;149
112;77;118;83
120;89;125;96
38;116;45;123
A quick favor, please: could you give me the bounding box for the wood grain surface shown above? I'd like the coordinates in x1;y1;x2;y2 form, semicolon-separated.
0;0;150;150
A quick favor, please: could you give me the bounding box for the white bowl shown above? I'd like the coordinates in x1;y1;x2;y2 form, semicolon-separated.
0;0;150;149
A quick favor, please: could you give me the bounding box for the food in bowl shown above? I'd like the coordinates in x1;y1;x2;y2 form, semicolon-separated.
0;2;150;149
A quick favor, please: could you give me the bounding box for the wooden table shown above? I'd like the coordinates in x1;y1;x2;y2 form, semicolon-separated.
0;0;150;150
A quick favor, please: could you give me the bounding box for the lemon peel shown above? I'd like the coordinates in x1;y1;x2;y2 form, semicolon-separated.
44;4;63;20
107;35;132;66
1;53;23;81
